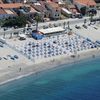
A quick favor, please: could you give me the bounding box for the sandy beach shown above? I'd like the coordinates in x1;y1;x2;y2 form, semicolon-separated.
0;47;100;86
0;18;100;86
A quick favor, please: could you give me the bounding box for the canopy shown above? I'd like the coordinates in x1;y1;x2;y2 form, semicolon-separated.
39;27;65;34
62;8;72;14
19;34;26;38
32;31;44;40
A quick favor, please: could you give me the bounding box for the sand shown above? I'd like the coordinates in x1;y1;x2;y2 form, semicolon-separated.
0;47;100;86
0;18;100;85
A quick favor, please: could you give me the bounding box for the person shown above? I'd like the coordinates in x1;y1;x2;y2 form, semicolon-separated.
19;67;21;72
92;55;95;58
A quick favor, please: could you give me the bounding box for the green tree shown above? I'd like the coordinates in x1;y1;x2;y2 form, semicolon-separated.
90;13;94;22
2;15;27;28
34;13;41;31
67;21;70;32
63;21;66;29
84;19;87;25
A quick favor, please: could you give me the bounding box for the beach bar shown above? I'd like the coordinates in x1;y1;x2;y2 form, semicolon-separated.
39;27;65;34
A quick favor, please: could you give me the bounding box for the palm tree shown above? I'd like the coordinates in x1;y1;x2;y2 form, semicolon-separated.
3;28;6;38
89;12;94;25
63;21;66;29
3;31;5;39
68;29;73;35
67;21;70;33
67;21;70;29
84;19;87;25
90;13;94;22
9;33;13;39
34;13;41;31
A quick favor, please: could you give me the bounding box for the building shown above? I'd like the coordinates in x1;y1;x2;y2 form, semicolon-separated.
94;0;100;3
74;0;97;15
68;5;78;14
0;3;37;19
45;1;61;20
61;7;72;17
0;3;19;19
31;2;49;21
0;8;16;19
0;0;3;3
0;3;23;19
18;5;39;21
0;3;23;9
24;0;37;3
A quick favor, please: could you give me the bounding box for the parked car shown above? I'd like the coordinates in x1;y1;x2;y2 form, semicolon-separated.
54;23;58;27
14;55;18;59
71;15;76;18
83;25;87;29
43;25;48;29
75;25;81;29
75;14;83;19
78;14;83;19
3;27;8;31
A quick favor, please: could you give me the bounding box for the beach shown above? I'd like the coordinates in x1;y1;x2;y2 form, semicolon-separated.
0;47;100;86
0;19;100;85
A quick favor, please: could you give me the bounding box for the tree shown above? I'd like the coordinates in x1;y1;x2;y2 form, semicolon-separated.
67;21;70;32
34;13;41;31
84;19;87;25
9;33;13;39
89;13;94;24
3;30;6;39
15;15;27;27
0;19;5;27
63;21;66;29
80;7;86;15
2;15;27;28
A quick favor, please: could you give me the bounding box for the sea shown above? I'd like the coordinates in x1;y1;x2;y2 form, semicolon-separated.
0;56;100;100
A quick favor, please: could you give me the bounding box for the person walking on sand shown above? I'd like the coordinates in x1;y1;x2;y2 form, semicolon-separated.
19;67;21;72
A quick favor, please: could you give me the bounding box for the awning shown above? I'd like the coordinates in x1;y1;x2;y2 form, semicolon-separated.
62;8;72;14
19;34;26;38
39;27;65;34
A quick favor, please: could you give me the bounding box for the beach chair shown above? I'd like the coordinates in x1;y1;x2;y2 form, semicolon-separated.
14;55;19;59
0;57;2;60
3;57;7;60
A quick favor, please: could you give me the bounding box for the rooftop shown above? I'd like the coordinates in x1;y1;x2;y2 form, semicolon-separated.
0;8;6;14
32;3;47;13
30;6;38;13
0;3;23;9
47;1;59;8
46;1;61;10
0;0;3;3
5;9;15;14
75;0;96;6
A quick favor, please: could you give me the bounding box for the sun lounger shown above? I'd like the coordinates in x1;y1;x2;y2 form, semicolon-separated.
0;57;2;60
10;57;15;60
3;57;7;60
14;55;18;59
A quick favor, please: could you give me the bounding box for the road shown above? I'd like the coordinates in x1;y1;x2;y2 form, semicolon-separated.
0;15;99;36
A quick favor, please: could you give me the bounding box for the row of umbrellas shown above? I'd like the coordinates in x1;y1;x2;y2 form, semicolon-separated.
10;33;98;60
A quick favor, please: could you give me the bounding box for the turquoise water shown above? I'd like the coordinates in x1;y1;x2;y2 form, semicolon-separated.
0;57;100;100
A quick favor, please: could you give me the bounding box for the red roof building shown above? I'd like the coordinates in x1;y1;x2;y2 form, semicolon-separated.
74;0;97;15
0;3;23;9
74;0;96;7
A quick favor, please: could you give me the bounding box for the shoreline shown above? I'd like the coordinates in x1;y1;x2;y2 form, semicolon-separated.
0;48;100;86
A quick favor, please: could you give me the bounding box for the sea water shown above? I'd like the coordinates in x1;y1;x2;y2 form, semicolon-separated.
0;57;100;100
